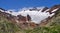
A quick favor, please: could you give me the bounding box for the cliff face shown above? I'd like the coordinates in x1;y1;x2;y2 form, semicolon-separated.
0;5;60;29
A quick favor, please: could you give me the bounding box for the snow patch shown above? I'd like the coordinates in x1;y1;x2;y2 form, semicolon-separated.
51;8;59;12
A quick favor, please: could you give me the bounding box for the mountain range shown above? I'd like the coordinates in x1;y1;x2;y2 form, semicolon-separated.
0;4;60;29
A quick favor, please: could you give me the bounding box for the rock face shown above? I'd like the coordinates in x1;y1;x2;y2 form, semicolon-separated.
27;14;31;21
17;15;26;22
41;7;48;12
48;5;60;14
0;4;60;29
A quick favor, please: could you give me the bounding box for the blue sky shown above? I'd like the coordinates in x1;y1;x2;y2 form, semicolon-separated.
0;0;60;10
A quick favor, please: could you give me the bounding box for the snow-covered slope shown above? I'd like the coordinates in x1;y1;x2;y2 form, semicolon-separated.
2;7;58;24
18;8;58;24
0;7;59;24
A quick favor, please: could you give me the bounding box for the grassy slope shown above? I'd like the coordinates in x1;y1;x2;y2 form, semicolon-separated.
0;16;21;33
0;10;60;33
